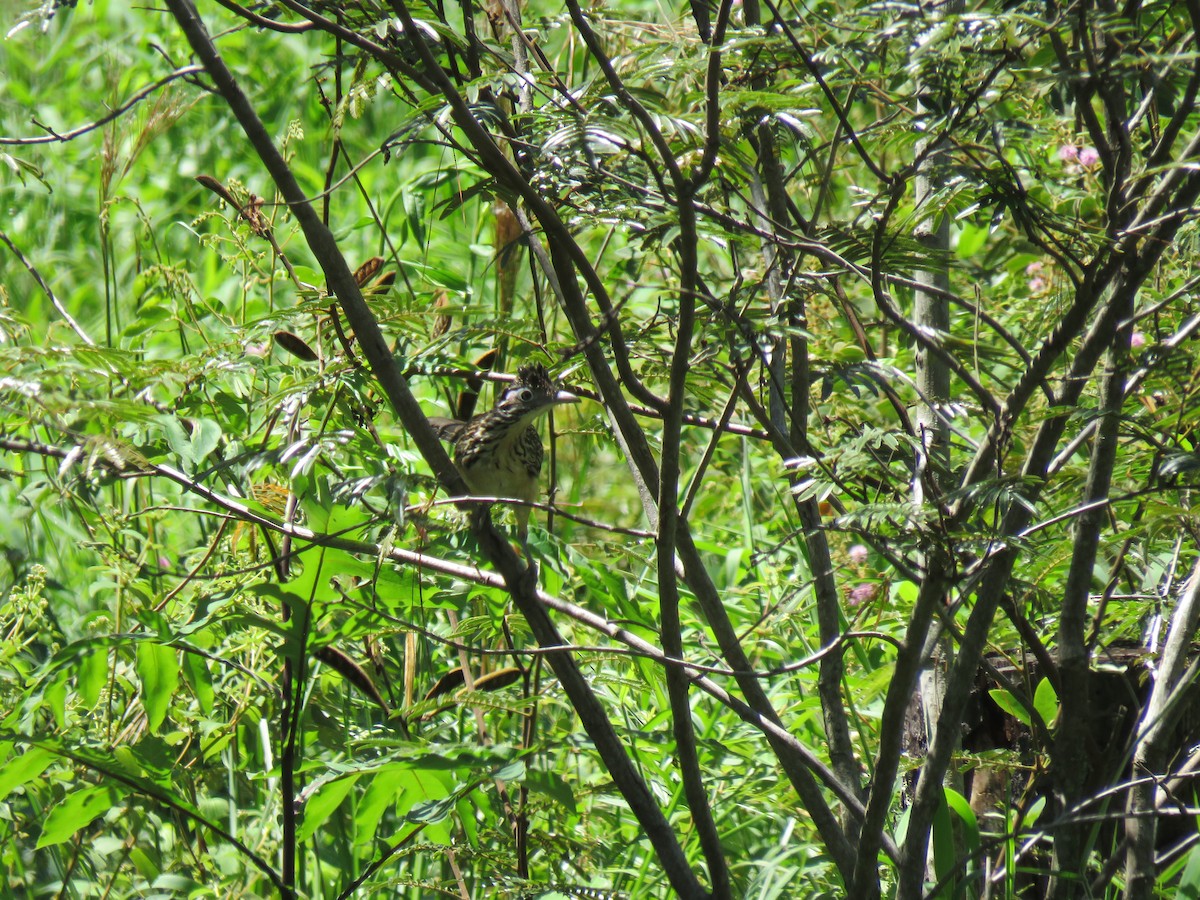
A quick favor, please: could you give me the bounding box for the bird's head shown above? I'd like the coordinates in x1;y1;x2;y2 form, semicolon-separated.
494;363;579;423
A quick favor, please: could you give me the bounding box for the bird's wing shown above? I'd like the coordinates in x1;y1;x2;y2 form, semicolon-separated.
426;416;467;442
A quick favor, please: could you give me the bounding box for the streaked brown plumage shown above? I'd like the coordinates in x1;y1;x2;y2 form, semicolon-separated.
429;363;577;542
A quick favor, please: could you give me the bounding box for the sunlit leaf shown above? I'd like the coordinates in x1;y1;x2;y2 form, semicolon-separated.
37;783;129;848
136;643;179;734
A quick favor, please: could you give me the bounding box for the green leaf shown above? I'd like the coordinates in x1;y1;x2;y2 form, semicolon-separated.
188;418;222;467
297;774;360;842
154;415;221;471
492;760;525;783
156;414;193;467
128;846;160;882
893;805;912;849
44;677;67;730
77;647;108;709
0;745;55;801
955;220;989;258
1175;843;1200;899
182;651;214;715
522;768;576;814
406;793;457;824
246;584;316;662
1024;795;1047;828
944;786;980;856
121;301;173;338
136;642;179;733
989;688;1031;727
37;782;129;848
356;766;405;847
1034;678;1059;730
931;788;956;887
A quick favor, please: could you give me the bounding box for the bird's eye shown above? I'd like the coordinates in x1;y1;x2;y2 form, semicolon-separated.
518;389;534;402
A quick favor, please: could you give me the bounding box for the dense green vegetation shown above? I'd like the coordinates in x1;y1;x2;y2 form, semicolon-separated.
4;0;1200;897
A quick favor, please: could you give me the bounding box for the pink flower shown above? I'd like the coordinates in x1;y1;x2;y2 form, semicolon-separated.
849;544;869;565
1131;331;1146;348
1058;144;1079;162
1078;147;1100;167
848;583;878;607
1026;261;1046;292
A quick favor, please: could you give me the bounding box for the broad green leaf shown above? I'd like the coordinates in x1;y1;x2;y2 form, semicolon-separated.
136;642;179;733
456;794;479;845
188;418;222;467
37;782;129;848
44;677;67;730
406;793;457;824
955;220;988;258
944;786;980;856
931;788;956;887
356;766;406;847
492;760;525;783
156;414;192;466
77;646;107;708
989;688;1032;727
0;745;54;801
1024;795;1047;827
297;774;360;842
1034;678;1059;730
182;651;214;715
128;846;160;882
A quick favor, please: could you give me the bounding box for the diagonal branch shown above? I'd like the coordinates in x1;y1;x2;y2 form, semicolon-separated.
162;3;707;895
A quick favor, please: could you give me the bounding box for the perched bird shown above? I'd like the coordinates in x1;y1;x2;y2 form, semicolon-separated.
428;363;578;549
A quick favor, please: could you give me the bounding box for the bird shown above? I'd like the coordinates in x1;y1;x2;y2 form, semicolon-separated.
428;362;578;552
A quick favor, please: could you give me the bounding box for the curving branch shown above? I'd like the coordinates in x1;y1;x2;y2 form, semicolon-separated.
0;66;204;146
